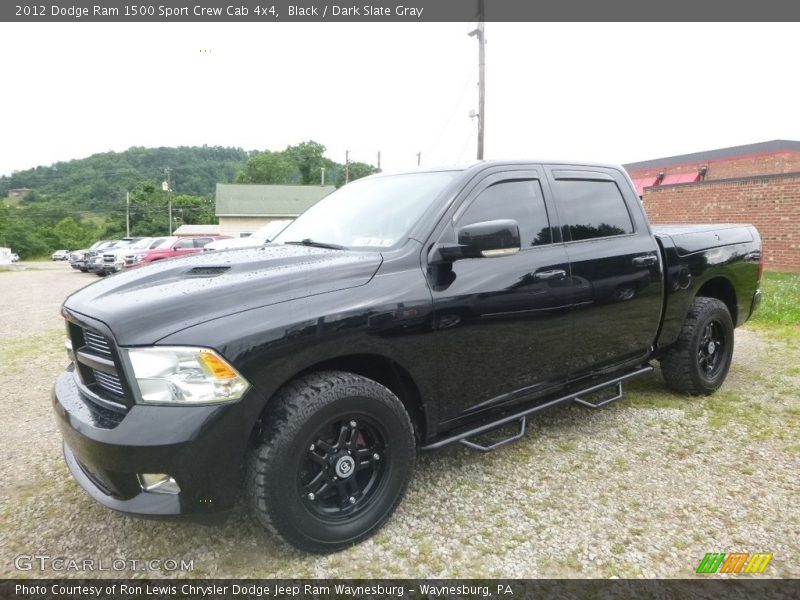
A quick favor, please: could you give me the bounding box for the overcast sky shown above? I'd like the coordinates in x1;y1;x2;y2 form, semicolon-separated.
2;22;799;176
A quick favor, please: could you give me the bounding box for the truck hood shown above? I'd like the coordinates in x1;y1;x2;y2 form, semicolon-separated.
63;244;383;345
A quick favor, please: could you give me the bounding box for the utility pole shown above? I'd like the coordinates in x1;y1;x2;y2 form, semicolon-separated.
125;192;130;237
469;0;486;160
321;166;326;186
163;168;173;235
377;151;381;171
416;152;421;166
345;150;350;184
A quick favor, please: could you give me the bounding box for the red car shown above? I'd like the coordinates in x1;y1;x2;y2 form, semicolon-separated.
125;236;231;269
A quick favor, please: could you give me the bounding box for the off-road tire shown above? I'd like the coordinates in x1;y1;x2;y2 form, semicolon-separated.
661;297;734;395
246;371;415;553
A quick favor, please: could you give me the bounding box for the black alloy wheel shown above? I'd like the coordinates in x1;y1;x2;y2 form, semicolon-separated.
697;320;727;378
300;416;387;520
661;296;735;395
246;371;415;553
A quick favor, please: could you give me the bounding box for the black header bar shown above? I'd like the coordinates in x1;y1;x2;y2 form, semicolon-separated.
3;0;800;22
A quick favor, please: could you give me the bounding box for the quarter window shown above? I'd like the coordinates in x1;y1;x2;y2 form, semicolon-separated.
458;179;552;247
553;179;634;241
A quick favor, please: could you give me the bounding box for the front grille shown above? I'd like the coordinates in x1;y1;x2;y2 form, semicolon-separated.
67;322;132;411
83;329;112;357
103;254;115;263
93;369;125;397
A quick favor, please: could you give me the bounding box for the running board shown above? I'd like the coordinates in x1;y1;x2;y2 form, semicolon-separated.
573;382;623;409
420;366;653;452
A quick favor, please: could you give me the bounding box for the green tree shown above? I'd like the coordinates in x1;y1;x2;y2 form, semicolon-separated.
285;140;327;185
236;151;295;184
172;194;217;227
337;161;380;186
53;217;90;250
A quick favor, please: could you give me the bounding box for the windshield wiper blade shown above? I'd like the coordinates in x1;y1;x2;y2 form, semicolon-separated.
284;238;346;250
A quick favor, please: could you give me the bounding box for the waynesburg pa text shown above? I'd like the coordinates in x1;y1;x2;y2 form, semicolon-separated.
17;583;511;597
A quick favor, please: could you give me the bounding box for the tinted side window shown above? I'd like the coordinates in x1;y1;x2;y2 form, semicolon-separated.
175;239;194;249
193;238;213;247
458;179;551;247
554;180;634;241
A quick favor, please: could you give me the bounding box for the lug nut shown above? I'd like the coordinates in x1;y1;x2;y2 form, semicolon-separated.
373;453;380;461
349;496;356;504
349;420;357;428
307;493;315;501
309;444;315;451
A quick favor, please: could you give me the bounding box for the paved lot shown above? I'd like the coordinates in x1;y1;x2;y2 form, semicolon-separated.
0;263;798;578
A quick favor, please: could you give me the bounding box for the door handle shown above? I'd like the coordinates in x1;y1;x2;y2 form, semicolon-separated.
632;255;658;267
533;269;567;281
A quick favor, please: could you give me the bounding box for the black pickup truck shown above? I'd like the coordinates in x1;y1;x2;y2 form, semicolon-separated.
53;161;762;553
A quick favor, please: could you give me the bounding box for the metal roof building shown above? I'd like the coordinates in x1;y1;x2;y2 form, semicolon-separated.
215;183;335;237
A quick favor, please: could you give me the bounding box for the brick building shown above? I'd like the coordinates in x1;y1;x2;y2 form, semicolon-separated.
624;140;800;271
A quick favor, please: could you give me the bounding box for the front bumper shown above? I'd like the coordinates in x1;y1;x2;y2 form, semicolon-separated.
52;367;258;517
100;263;122;274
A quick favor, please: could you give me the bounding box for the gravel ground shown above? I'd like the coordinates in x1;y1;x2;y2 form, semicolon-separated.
0;264;798;579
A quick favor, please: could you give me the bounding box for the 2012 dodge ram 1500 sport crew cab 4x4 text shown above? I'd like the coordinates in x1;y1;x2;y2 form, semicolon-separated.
53;161;762;553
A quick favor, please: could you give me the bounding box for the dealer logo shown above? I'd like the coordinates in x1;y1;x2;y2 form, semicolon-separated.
696;552;773;574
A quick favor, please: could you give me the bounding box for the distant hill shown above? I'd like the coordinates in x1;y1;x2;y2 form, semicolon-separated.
0;146;249;207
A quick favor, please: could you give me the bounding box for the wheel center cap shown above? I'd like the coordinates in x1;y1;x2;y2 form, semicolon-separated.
708;341;716;354
335;455;355;478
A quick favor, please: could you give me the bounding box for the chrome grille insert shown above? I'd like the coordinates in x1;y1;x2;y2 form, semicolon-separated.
93;370;125;397
83;329;112;357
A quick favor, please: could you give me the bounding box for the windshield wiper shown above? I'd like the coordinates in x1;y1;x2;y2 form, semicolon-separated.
284;238;346;250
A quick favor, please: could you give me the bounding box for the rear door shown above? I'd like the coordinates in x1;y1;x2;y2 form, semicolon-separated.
544;166;663;377
427;168;573;423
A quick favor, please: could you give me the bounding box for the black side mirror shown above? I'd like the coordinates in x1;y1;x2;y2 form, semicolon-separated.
434;219;521;262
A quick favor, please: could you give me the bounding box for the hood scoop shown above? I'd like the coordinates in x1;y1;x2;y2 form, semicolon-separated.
186;266;231;277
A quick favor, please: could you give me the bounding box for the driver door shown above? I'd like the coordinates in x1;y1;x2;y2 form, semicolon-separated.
428;169;573;424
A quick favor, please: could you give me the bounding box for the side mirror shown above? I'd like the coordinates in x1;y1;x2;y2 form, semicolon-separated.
458;219;521;258
434;219;521;262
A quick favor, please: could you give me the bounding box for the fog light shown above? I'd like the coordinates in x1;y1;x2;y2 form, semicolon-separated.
138;473;180;494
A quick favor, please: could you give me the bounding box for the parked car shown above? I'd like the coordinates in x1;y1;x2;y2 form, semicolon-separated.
70;241;114;272
54;161;762;553
52;249;70;261
204;220;292;252
126;236;230;268
86;239;141;276
10;252;19;263
99;237;168;275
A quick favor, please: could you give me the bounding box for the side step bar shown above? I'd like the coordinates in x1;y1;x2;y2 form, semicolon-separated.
420;366;653;453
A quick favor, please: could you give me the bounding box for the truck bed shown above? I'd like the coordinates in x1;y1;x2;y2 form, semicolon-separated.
652;223;755;256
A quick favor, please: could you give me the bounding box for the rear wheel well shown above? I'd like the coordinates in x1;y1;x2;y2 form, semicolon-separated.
255;355;427;445
696;277;737;325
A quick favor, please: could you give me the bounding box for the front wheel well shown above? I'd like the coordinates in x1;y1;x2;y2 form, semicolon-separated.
696;277;738;325
255;354;427;444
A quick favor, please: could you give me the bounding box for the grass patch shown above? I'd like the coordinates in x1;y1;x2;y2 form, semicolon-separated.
0;328;64;367
750;271;800;327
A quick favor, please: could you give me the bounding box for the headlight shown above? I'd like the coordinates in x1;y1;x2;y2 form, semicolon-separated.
133;254;146;262
125;347;249;405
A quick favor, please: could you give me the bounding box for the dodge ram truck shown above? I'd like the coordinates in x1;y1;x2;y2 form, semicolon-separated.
53;161;762;553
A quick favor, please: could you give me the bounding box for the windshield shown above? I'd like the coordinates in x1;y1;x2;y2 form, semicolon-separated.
272;172;458;249
153;237;178;249
252;220;292;240
125;238;154;250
